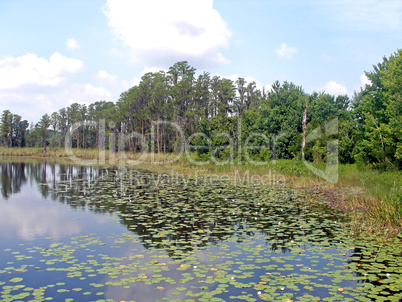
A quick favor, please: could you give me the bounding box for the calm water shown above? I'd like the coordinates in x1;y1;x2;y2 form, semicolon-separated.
0;158;400;301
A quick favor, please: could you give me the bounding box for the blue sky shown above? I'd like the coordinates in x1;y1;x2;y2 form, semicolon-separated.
1;0;401;123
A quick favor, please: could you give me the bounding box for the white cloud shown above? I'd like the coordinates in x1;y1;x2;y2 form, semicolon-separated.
0;82;113;123
103;0;231;66
123;66;168;89
352;73;372;93
121;79;136;90
360;73;371;87
276;43;297;59
141;66;167;75
0;187;82;241
66;38;80;50
67;83;112;105
0;202;82;241
262;84;273;95
0;52;113;123
321;81;348;96
0;52;83;90
0;52;115;123
97;70;117;82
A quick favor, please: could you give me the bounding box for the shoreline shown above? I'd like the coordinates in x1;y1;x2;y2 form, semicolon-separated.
1;148;401;241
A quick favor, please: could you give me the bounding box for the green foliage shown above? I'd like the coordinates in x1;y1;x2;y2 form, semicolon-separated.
37;114;50;152
353;49;402;169
1;52;401;171
0;110;29;148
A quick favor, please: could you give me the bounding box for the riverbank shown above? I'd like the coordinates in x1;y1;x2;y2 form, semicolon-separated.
1;147;401;240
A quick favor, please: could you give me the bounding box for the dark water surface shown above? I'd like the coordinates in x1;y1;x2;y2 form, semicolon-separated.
0;158;401;301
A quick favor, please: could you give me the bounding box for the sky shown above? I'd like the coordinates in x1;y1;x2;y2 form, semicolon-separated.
0;0;401;124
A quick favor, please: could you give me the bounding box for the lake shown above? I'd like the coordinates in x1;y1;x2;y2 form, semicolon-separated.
0;158;401;301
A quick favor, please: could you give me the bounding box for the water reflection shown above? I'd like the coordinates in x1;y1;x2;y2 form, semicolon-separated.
0;159;346;257
0;197;82;240
0;161;27;199
1;158;399;301
0;159;117;241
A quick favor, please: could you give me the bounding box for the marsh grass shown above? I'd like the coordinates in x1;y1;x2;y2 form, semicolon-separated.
348;193;402;239
1;147;401;239
0;147;100;158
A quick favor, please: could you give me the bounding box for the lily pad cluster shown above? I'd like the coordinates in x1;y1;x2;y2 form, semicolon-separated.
49;169;349;253
1;167;401;301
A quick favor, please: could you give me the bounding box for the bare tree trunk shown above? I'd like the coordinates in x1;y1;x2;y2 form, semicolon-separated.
301;101;308;160
76;130;80;150
82;123;85;149
95;123;99;150
133;126;137;152
52;126;57;149
157;119;160;154
129;136;133;152
128;121;133;152
141;120;144;152
163;126;166;153
175;128;179;153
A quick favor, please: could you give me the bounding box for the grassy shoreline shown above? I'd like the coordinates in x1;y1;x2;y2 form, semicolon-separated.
1;147;401;240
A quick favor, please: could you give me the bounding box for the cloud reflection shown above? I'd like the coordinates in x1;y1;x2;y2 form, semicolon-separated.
0;197;82;241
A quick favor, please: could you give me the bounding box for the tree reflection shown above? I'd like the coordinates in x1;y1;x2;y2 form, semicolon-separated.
0;160;345;258
0;162;27;199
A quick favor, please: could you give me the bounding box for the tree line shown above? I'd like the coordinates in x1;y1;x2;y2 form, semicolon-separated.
1;50;401;169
